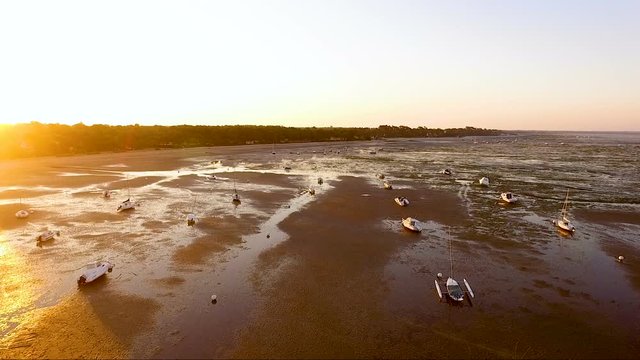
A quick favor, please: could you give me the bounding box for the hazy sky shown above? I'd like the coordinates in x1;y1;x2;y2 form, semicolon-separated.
0;0;638;130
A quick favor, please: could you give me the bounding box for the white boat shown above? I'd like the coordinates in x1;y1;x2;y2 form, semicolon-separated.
102;190;111;198
479;177;490;186
15;198;30;218
308;187;316;195
402;217;422;232
394;196;409;207
553;190;576;233
441;169;452;176
500;192;518;203
384;181;393;190
36;230;58;242
117;198;135;212
77;261;114;285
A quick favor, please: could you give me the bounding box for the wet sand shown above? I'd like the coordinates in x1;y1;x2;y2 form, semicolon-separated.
1;138;640;359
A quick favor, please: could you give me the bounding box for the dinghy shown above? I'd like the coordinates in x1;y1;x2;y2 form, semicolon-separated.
479;177;489;186
36;230;58;243
500;192;518;204
394;196;409;207
15;209;29;219
77;261;114;285
102;190;111;198
187;213;197;226
384;181;393;190
402;217;422;232
441;169;452;176
553;190;576;233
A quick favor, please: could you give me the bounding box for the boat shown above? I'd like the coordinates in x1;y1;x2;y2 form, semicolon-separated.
117;198;135;212
317;177;323;185
102;189;111;198
394;196;409;207
377;174;385;179
402;217;422;232
434;236;475;304
284;166;292;171
36;230;58;243
308;187;316;195
15;198;29;218
117;177;135;211
500;192;518;203
187;195;198;226
384;181;393;190
553;190;576;233
232;180;241;204
77;261;114;285
441;169;452;176
479;177;489;186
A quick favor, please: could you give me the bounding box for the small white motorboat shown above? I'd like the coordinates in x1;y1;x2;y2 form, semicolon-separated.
553;190;576;233
402;217;422;232
77;261;114;285
441;169;452;176
394;196;409;207
117;198;135;212
187;213;197;226
479;177;490;186
500;192;518;204
15;209;30;219
384;181;393;190
36;230;59;243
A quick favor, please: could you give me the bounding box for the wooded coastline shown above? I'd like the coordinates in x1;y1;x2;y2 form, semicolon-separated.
0;123;502;159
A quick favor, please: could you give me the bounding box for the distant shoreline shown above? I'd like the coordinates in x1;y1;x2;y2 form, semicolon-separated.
0;123;502;160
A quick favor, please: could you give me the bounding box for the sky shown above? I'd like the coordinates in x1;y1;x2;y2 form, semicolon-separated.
0;0;638;131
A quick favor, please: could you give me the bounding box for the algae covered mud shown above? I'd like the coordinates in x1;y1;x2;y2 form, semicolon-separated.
1;132;639;358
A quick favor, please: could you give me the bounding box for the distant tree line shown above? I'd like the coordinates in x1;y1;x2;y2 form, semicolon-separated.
0;122;501;159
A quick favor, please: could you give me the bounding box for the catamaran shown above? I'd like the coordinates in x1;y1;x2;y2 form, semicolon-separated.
435;235;475;304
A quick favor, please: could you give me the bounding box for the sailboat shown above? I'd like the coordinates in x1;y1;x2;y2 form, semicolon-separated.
117;175;135;212
232;180;241;204
434;235;475;305
271;142;276;155
553;190;575;233
187;194;197;226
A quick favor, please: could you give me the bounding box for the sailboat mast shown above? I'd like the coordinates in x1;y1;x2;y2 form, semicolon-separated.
562;189;569;216
449;234;454;278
